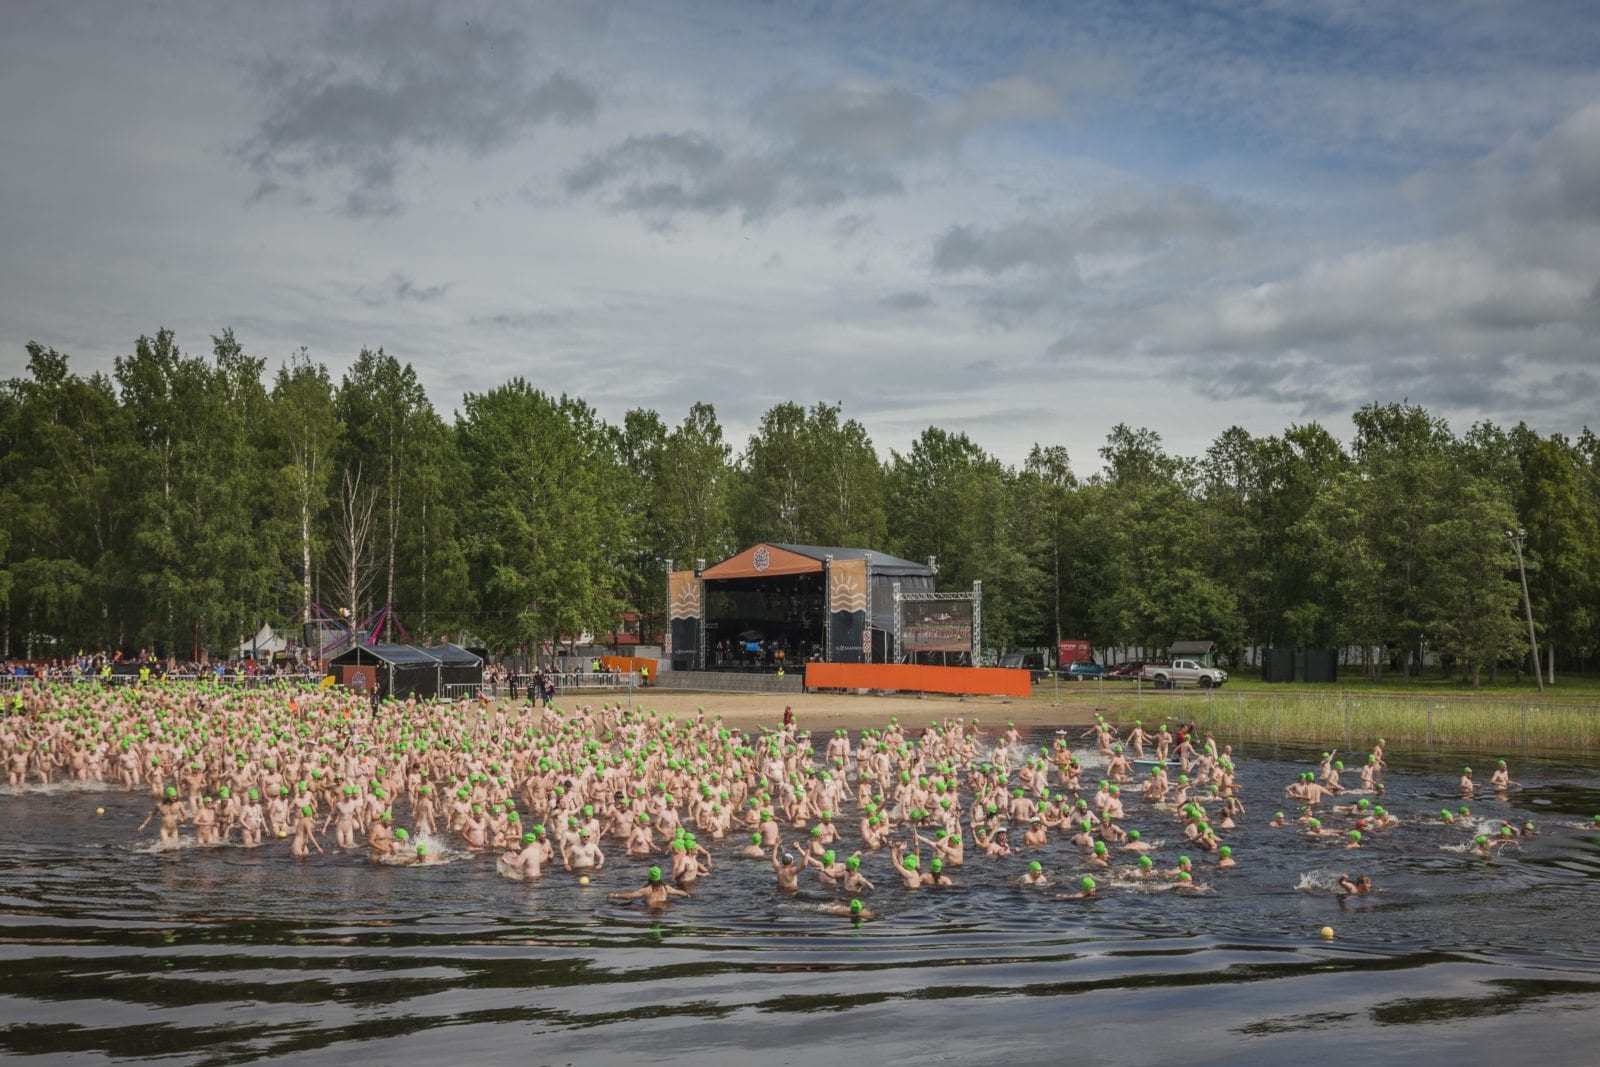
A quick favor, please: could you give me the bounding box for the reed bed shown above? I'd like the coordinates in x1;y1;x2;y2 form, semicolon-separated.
1045;685;1600;753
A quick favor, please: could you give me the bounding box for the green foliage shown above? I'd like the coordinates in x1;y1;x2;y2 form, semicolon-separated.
4;331;1599;675
734;402;885;548
456;380;630;651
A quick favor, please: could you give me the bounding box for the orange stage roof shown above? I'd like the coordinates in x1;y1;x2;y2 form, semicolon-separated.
699;543;823;581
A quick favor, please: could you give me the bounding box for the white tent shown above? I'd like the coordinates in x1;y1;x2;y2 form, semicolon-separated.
237;624;287;658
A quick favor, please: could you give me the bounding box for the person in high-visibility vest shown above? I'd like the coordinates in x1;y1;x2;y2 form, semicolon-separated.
138;664;151;685
641;664;650;687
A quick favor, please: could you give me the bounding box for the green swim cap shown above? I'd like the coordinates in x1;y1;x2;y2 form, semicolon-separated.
1179;855;1191;865
1475;835;1488;844
1219;845;1232;856
1348;831;1361;841
1178;871;1191;881
417;845;427;855
850;899;863;914
1129;830;1141;841
904;855;919;869
1138;855;1153;868
301;806;312;816
165;786;177;797
1029;860;1042;872
824;850;836;865
847;855;860;869
395;829;409;840
648;865;663;881
1080;876;1096;891
1094;841;1107;854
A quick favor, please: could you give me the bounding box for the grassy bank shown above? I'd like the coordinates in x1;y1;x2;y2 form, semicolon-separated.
1033;683;1600;752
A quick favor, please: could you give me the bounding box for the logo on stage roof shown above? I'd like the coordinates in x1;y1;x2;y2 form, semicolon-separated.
753;546;771;572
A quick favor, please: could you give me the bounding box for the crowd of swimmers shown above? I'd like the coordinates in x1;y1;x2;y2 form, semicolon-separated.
0;683;1568;916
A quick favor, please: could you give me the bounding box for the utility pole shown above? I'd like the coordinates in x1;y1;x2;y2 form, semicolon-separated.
1506;528;1543;694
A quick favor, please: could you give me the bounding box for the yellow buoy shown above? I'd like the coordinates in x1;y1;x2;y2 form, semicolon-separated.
277;830;288;838
579;875;590;885
96;807;105;815
1320;926;1334;940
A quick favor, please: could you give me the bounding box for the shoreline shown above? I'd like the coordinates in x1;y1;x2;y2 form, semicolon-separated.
523;688;1107;733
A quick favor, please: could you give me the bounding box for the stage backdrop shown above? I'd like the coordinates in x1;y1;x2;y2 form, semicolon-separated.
827;558;869;662
668;570;701;667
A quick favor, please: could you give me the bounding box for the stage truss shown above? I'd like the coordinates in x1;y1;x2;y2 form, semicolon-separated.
892;580;982;664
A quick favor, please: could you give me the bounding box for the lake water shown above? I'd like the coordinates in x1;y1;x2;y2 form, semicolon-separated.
3;736;1600;1065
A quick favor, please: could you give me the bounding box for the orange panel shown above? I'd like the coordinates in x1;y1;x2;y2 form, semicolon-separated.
600;656;659;675
805;663;1031;698
700;544;823;580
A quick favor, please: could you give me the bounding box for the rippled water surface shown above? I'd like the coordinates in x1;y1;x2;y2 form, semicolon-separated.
4;736;1600;1065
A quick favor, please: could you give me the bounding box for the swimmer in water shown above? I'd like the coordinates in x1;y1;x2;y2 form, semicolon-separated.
1055;875;1099;900
1217;845;1236;868
138;786;187;845
841;855;876;893
1019;860;1048;886
291;805;325;857
889;842;924;889
502;831;545;877
772;842;804;891
1489;761;1521;792
607;866;688;909
1337;874;1373;899
819;898;876;920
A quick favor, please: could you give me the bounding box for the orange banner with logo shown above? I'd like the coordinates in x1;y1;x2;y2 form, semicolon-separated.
805;663;1030;698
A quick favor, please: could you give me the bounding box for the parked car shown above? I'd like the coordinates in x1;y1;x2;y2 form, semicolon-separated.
1106;661;1145;679
999;652;1051;682
1142;659;1228;689
1062;660;1108;681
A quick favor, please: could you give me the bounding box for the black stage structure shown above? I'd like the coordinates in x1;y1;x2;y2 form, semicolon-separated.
666;544;936;671
329;643;483;700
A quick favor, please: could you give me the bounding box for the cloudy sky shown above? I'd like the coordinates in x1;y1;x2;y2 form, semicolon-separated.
3;0;1598;469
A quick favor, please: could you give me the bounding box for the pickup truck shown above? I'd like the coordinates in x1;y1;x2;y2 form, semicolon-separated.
1143;659;1228;689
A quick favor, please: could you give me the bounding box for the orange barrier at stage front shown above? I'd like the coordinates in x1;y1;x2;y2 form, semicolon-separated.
600;655;659;676
805;663;1031;698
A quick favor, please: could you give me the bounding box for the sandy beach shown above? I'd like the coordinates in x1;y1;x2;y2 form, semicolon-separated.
533;687;1109;734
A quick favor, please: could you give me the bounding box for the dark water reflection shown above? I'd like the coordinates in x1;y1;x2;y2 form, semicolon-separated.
4;736;1600;1064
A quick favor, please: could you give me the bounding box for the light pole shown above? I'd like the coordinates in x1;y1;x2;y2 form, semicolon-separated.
1506;528;1543;694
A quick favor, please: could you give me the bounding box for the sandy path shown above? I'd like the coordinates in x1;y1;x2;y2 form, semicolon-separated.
535;687;1107;733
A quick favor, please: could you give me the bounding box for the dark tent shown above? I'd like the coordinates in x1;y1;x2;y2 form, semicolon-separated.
329;643;483;700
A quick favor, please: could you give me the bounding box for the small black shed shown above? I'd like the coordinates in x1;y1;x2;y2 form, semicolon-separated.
328;643;483;700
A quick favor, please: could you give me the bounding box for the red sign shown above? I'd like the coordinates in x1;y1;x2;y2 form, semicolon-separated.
1058;639;1092;665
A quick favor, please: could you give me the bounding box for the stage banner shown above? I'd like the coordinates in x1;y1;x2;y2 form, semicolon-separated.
828;558;868;662
668;570;701;664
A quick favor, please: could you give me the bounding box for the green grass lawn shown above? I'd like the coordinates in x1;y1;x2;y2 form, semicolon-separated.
1029;670;1600;751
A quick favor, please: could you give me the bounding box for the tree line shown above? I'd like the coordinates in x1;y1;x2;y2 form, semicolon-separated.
3;331;1598;684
